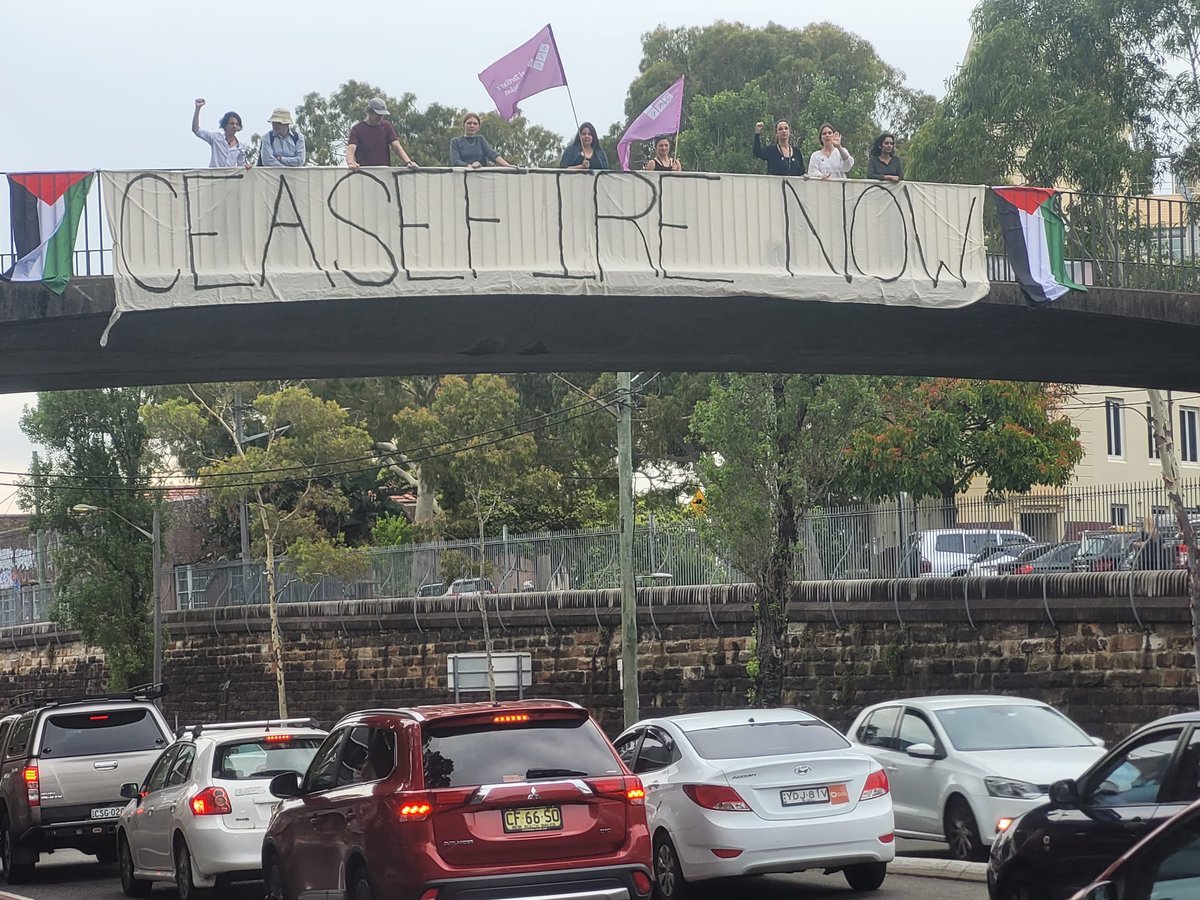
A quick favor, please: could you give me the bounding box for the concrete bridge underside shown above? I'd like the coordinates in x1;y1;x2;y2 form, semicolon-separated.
1;279;1197;392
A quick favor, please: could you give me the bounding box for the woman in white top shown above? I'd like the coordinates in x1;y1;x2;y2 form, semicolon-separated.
808;122;854;179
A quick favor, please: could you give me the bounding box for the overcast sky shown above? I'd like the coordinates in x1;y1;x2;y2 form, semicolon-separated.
0;0;978;511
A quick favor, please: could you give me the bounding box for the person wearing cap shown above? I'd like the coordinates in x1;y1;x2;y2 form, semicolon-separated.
260;107;306;167
347;97;418;168
191;98;250;168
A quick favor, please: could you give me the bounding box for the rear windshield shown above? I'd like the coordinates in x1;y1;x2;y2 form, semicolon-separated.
214;736;324;780
422;718;622;787
684;721;850;760
40;709;168;757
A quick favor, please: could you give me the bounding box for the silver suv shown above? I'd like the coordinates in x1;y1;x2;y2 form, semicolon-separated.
0;685;172;883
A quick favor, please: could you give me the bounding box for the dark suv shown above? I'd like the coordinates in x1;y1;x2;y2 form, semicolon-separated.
0;685;172;883
263;699;653;900
988;711;1200;900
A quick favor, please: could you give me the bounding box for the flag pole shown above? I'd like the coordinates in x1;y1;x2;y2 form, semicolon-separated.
547;25;582;141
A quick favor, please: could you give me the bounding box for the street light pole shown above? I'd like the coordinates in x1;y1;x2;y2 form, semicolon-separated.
617;372;639;729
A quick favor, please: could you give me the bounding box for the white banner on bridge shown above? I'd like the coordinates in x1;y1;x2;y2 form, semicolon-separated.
100;168;987;339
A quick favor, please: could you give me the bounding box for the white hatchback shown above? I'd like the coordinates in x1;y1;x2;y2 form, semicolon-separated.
115;718;327;899
615;708;895;899
845;696;1105;861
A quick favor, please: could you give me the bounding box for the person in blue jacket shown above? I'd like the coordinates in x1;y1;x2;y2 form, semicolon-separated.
560;122;608;171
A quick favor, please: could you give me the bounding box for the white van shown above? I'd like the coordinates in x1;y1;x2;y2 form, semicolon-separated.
903;528;1033;577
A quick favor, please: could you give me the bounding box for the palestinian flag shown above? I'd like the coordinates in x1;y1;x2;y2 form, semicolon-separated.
991;186;1086;303
2;172;95;295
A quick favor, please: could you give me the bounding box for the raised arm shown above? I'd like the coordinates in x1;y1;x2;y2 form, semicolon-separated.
191;98;205;136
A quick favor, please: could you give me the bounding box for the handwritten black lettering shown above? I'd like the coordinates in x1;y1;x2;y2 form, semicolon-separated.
119;174;179;294
393;170;463;282
594;172;658;282
849;184;908;283
904;185;974;288
781;180;842;280
262;175;334;288
656;173;732;283
533;172;595;281
183;173;255;290
326;171;399;287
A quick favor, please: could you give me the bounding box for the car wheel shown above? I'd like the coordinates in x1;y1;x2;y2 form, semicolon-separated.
843;862;887;892
944;798;987;862
653;834;688;900
119;835;152;898
174;837;213;899
0;815;34;884
264;851;292;900
350;866;378;900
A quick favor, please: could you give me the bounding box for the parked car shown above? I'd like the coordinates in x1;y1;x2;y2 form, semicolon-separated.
988;710;1200;900
615;708;894;898
1069;794;1200;900
903;529;1034;577
971;542;1055;576
263;700;653;900
1013;541;1081;575
1071;529;1138;572
446;578;497;597
0;685;172;884
116;718;327;899
415;582;444;598
847;695;1104;862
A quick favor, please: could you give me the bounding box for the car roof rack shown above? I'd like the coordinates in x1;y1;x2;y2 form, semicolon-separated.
177;717;322;740
9;682;167;713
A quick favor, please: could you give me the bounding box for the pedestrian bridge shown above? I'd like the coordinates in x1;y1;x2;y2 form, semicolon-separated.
1;168;1198;392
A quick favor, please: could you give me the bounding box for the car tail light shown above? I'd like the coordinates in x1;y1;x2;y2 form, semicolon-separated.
433;787;477;807
394;792;433;821
23;766;39;807
190;787;232;816
710;848;743;858
879;832;895;843
919;557;931;574
419;890;439;900
682;784;751;811
860;769;889;800
1091;558;1114;572
1016;564;1034;574
632;871;653;895
1179;544;1189;568
589;776;646;805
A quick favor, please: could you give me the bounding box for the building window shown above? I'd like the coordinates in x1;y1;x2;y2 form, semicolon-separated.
1147;405;1161;460
1106;398;1124;458
1111;504;1130;527
1181;407;1199;463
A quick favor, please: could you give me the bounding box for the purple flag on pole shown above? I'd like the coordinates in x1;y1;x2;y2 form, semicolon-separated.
478;25;568;121
617;76;685;171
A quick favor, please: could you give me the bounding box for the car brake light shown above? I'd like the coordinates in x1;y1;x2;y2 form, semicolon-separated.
1092;559;1114;572
682;784;751;811
589;776;647;805
419;890;439;900
23;766;39;807
879;832;895;843
860;769;889;800
89;715;109;721
263;734;293;743
394;793;433;821
1179;544;1189;568
632;870;653;895
433;787;477;807
1016;564;1034;574
710;848;743;858
492;713;530;724
190;786;232;816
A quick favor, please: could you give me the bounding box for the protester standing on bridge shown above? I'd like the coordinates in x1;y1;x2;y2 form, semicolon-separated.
808;123;854;179
560;122;608;171
259;107;307;167
450;113;512;168
191;99;251;168
645;137;682;171
347;97;418;169
867;133;903;182
753;120;803;176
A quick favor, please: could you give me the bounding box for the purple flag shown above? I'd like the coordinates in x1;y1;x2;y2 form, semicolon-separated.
617;76;685;171
478;25;568;121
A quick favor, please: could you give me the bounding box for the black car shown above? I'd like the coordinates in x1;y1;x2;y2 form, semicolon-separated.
1071;531;1138;573
988;711;1200;900
1010;541;1080;575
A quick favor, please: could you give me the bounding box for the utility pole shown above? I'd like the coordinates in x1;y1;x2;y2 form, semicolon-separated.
151;505;162;692
234;390;250;565
618;372;639;728
31;452;47;585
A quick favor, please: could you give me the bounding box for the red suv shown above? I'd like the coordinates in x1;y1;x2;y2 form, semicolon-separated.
262;700;652;900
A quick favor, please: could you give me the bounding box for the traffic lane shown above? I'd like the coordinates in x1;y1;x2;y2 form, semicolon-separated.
2;850;263;900
6;853;983;900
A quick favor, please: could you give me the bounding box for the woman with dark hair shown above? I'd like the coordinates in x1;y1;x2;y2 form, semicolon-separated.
645;137;682;171
808;122;854;179
450;113;512;168
190;98;250;168
752;120;803;176
560;122;608;171
867;133;904;182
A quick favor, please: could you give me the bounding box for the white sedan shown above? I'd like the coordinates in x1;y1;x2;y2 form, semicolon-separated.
116;719;326;899
846;695;1105;861
615;708;895;899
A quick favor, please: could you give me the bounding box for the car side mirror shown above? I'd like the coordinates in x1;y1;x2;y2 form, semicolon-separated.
1049;778;1080;805
1091;736;1106;748
905;742;941;759
269;771;304;799
120;782;141;800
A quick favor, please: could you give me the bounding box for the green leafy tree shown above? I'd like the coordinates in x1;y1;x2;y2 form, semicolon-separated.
841;379;1084;508
19;390;158;689
692;375;881;706
144;385;373;716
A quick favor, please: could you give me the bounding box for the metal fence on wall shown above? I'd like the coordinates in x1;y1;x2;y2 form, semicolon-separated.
164;478;1200;610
